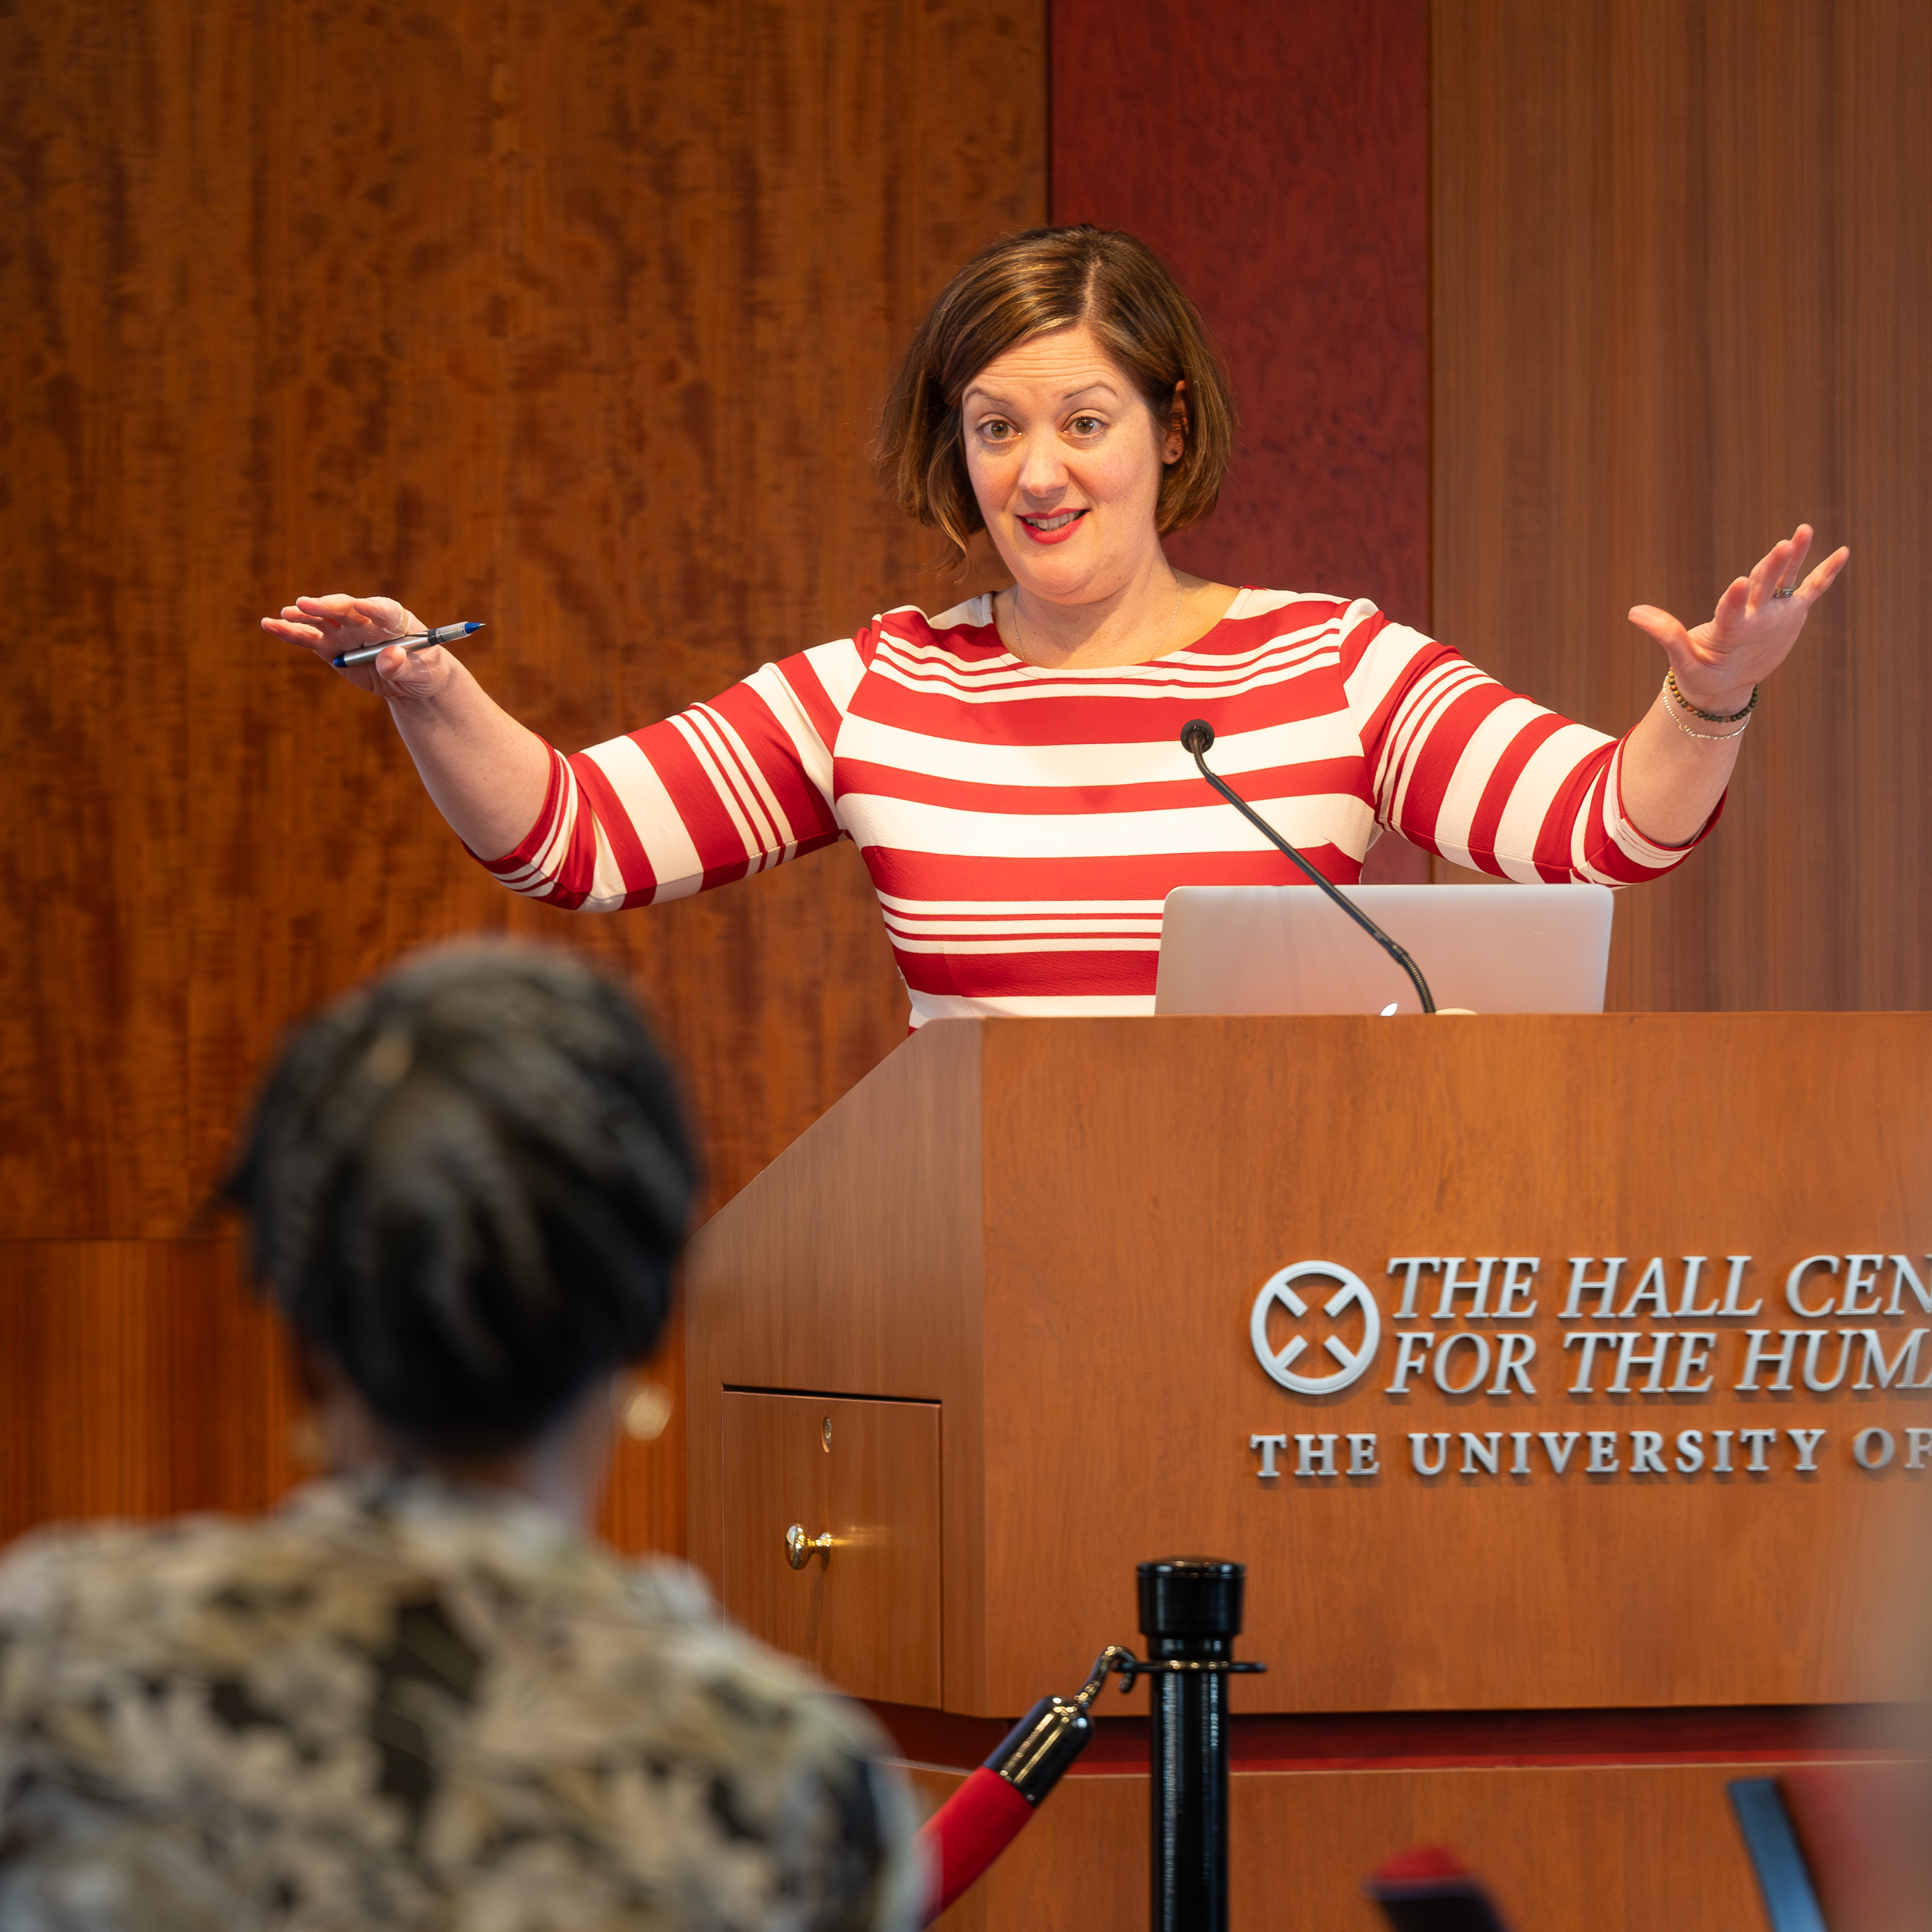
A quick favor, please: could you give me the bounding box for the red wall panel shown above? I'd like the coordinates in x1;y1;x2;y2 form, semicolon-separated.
1050;1;1429;629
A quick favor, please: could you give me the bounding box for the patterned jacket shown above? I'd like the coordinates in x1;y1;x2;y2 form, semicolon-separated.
0;1472;921;1931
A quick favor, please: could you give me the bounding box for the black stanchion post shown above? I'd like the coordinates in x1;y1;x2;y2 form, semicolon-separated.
1138;1557;1246;1932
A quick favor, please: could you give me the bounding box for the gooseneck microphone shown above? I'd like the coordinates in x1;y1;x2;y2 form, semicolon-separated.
1179;718;1437;1015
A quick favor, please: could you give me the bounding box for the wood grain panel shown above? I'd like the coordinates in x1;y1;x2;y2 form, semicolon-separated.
597;1309;688;1560
0;1;1045;1548
949;1758;1840;1931
183;0;1045;1221
688;1015;1932;1716
687;1018;987;1698
976;1016;1931;1714
720;1392;943;1705
0;1242;295;1541
0;4;197;1237
1433;0;1932;1010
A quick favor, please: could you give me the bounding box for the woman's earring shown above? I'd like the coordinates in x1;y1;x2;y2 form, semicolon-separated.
620;1382;674;1442
288;1414;326;1470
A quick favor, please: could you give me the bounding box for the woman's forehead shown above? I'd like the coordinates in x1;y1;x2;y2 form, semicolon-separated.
964;324;1131;407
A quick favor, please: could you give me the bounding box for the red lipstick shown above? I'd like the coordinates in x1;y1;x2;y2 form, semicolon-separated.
1017;508;1088;545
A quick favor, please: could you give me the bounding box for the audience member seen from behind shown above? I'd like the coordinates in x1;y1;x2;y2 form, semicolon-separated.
0;941;919;1931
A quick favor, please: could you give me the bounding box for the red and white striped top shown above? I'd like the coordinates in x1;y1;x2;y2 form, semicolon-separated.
481;590;1710;1025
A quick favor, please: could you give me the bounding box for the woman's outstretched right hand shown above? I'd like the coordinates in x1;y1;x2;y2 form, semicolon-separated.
260;594;455;701
258;591;550;858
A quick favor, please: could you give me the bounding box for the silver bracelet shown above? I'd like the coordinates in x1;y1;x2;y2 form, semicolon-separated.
1665;702;1751;744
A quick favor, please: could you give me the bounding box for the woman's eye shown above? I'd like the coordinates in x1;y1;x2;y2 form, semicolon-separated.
979;419;1014;442
1069;416;1104;436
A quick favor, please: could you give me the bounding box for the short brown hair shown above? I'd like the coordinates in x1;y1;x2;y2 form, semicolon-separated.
876;226;1235;563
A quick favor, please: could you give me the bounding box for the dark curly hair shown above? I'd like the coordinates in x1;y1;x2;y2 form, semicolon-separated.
226;940;696;1455
875;224;1236;564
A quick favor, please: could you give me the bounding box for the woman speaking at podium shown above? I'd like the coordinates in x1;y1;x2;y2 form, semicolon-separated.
264;227;1846;1027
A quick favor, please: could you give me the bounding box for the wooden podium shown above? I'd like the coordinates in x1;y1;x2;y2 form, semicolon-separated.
685;1018;1930;1930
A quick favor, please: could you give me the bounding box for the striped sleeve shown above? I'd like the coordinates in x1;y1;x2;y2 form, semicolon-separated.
476;638;865;911
1342;602;1721;884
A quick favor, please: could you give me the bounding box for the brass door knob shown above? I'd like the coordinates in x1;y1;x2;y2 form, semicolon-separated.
785;1524;834;1569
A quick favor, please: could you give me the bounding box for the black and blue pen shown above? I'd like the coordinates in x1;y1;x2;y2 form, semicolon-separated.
333;621;483;669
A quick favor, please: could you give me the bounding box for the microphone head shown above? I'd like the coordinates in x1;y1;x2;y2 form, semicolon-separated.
1179;718;1215;755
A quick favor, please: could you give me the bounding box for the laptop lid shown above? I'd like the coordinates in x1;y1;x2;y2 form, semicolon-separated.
1153;883;1614;1016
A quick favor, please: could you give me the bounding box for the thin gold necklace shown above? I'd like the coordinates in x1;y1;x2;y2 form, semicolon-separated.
1010;575;1184;666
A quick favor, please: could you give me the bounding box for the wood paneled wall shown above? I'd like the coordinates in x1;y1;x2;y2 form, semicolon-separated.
1434;0;1932;1008
0;2;1043;1549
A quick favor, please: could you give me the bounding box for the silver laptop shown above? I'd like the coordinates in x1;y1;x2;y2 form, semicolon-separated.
1154;883;1614;1015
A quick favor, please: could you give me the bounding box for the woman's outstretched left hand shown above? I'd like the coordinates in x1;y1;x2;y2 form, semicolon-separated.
1625;523;1849;711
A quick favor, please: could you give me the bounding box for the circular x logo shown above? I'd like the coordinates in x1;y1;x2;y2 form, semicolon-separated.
1249;1262;1382;1395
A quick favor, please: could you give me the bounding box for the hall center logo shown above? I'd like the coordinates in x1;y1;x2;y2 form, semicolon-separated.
1249;1262;1382;1395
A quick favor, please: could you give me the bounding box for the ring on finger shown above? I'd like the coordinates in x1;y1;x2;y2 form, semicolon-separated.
1771;584;1797;599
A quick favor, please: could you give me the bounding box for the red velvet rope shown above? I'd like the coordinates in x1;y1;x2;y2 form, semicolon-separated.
917;1765;1038;1922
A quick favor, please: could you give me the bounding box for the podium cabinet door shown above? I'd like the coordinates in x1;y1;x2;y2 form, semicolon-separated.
718;1390;941;1705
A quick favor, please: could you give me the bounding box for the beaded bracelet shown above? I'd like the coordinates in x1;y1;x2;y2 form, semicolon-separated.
1667;668;1758;723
